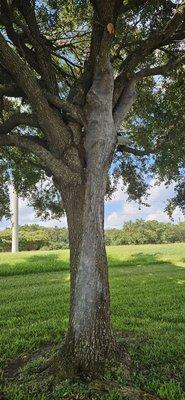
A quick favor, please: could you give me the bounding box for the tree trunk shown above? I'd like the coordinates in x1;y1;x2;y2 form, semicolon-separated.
62;178;114;379
60;60;116;378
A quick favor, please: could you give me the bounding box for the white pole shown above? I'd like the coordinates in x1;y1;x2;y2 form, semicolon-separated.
12;188;19;253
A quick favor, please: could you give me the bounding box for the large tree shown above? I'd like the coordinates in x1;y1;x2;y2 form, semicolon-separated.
0;0;185;378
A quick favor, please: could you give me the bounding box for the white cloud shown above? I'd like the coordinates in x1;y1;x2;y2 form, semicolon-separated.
105;179;184;228
110;181;127;202
18;197;67;227
0;191;67;230
145;213;170;222
106;211;120;227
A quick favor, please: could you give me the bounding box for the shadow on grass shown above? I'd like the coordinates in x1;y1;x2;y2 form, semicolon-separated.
108;252;174;269
0;253;69;277
1;251;181;277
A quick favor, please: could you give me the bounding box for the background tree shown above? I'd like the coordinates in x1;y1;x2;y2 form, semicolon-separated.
1;221;185;252
0;0;185;378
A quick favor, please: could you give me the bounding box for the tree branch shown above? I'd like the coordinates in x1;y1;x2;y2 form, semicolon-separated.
0;2;43;76
45;93;85;124
113;53;185;130
113;78;137;130
114;2;185;106
117;126;178;156
0;113;37;134
0;134;80;184
0;81;83;111
13;0;58;94
0;32;48;110
0;32;70;148
69;0;122;105
120;0;149;14
0;133;55;169
0;83;24;97
135;55;185;79
117;144;154;156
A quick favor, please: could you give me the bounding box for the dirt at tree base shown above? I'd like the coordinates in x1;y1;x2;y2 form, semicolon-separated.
1;337;162;400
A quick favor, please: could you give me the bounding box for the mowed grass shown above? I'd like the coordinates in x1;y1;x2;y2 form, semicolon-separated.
0;243;185;399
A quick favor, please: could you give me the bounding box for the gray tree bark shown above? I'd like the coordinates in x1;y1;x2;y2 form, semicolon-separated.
62;184;113;378
60;61;117;378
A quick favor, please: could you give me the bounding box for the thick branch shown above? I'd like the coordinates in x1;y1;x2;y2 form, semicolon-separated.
0;134;79;184
0;113;37;134
0;2;43;76
13;0;58;94
0;134;56;172
113;54;185;130
136;55;185;79
0;83;24;97
69;0;121;105
0;32;70;148
46;93;85;124
118;144;154;156
0;81;76;135
114;2;185;105
0;32;49;111
113;79;137;130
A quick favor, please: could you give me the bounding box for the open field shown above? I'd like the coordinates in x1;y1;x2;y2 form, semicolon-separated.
0;243;185;399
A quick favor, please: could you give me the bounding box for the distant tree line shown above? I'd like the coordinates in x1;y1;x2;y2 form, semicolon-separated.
0;224;68;252
105;220;185;246
0;220;184;252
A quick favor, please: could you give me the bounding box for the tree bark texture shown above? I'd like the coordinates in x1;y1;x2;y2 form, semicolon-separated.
61;62;117;378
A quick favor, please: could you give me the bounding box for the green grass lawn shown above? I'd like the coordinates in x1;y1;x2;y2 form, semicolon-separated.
0;243;185;399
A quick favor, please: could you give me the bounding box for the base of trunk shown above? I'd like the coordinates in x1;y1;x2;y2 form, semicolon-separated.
5;338;160;400
61;329;115;379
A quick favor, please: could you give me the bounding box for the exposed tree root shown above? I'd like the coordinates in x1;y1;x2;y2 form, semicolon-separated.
2;339;162;400
2;356;162;400
35;350;67;381
90;379;161;400
36;353;58;373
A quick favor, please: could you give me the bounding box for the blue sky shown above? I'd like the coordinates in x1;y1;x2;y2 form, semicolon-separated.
0;179;184;230
105;179;184;228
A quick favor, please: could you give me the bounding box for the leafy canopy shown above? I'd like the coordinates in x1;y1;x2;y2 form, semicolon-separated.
0;0;184;219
